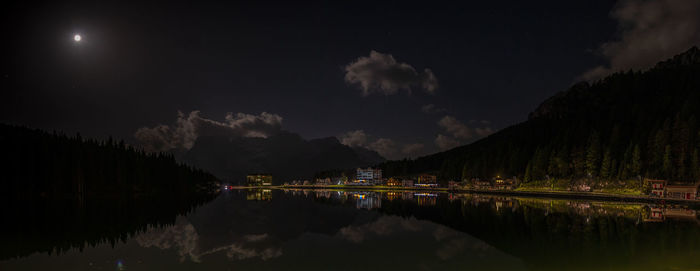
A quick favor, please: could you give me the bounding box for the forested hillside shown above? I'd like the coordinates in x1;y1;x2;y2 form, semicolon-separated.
0;124;220;201
380;47;700;185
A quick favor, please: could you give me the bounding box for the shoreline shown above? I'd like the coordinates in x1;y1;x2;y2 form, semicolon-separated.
230;185;700;205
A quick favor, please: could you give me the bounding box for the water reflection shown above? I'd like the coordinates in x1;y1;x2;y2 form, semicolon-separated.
1;189;699;270
246;189;272;201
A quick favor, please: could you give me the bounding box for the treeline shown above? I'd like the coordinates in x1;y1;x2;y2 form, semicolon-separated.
379;46;700;184
0;124;220;201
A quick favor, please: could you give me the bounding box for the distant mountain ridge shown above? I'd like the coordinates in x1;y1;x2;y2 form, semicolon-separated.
379;46;700;185
180;131;384;184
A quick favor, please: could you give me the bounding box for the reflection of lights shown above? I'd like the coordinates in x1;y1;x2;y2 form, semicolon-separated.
116;260;125;270
414;193;437;197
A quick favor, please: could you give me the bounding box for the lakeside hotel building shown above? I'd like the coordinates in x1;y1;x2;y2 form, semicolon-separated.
356;168;382;183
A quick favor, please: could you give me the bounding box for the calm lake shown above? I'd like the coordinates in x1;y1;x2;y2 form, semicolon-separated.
2;189;699;270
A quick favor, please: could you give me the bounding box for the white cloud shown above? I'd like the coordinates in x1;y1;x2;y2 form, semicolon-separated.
421;104;447;114
338;130;368;147
338;130;425;160
134;111;283;152
438;116;473;140
435;116;494;150
344;50;438;96
402;143;425;157
435;134;461;151
580;0;700;81
369;138;398;160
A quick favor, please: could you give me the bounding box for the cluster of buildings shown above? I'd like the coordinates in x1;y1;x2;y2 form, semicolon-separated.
647;180;698;200
281;168;444;188
350;169;441;188
462;176;519;190
246;174;273;186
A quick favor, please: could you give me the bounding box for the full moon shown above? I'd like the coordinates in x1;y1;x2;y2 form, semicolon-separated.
74;34;81;42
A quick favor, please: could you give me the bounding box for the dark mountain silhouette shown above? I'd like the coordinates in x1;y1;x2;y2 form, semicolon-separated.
379;46;700;185
180;131;384;184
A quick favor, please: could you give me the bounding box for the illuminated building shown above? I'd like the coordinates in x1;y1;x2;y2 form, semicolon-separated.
447;181;460;190
415;174;438;187
315;178;332;186
473;178;492;190
647;180;666;197
493;177;516;190
247;174;273;186
664;184;698;200
356;167;382;184
386;178;401;186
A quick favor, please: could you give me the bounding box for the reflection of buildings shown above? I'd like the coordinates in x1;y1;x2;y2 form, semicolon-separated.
415;193;437;206
354;193;382;209
246;189;272;201
247;174;273;186
643;205;698;223
385;191;402;201
314;190;332;199
493;197;516;211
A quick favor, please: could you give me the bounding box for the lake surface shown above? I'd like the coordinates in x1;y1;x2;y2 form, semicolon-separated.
2;189;700;270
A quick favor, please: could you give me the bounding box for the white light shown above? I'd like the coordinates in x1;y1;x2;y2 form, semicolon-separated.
74;34;82;42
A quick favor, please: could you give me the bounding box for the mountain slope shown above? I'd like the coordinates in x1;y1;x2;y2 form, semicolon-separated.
181;131;384;184
380;46;700;184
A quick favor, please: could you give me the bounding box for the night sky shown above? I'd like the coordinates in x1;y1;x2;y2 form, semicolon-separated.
3;0;699;159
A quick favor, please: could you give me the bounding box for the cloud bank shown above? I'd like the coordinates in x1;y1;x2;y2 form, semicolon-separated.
344;50;438;96
581;0;700;81
421;104;447;114
134;111;283;152
435;116;493;151
338;130;425;159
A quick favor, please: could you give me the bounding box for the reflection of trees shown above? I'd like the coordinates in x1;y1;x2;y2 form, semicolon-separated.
0;194;216;260
0;124;221;260
375;193;700;270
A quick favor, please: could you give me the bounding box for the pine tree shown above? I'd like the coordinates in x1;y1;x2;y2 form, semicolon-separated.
662;145;673;180
600;149;612;180
631;144;642;179
461;162;470;181
585;132;601;177
691;149;700;181
524;161;533;183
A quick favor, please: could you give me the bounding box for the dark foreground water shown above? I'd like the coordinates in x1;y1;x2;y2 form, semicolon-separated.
2;189;700;270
